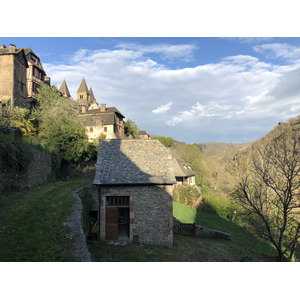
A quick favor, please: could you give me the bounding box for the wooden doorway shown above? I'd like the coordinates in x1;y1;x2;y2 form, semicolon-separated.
105;196;130;241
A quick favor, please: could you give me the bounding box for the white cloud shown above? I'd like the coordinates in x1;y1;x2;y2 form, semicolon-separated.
45;42;300;143
253;43;300;61
152;102;173;114
116;42;197;61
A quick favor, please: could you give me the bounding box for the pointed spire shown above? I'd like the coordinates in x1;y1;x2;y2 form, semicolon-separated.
89;87;96;103
59;79;71;98
77;78;89;93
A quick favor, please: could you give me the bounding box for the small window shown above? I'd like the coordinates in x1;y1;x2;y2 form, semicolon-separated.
104;127;107;132
80;95;83;99
106;196;130;207
90;127;93;132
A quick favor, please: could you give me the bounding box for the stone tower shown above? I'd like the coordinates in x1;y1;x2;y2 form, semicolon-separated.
59;79;72;98
76;78;90;112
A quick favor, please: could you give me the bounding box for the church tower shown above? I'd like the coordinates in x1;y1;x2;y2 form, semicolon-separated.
76;78;90;112
59;79;72;98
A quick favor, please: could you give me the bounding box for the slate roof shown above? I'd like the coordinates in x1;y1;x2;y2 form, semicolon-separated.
77;78;89;93
139;130;149;136
93;139;176;185
23;48;45;72
173;158;195;177
59;79;71;98
89;87;96;102
86;106;125;118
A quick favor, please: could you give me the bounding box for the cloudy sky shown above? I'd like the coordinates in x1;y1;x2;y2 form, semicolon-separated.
3;37;300;143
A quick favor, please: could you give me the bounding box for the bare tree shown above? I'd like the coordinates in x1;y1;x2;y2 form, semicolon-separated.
234;125;300;261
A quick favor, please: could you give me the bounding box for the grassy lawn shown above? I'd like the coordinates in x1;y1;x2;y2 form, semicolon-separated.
0;180;89;262
86;202;282;262
173;202;279;259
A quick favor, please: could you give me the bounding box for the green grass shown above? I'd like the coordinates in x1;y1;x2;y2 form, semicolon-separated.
173;202;279;259
86;202;281;262
87;235;259;262
0;179;89;261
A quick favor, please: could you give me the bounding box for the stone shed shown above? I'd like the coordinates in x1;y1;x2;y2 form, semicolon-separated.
93;139;176;247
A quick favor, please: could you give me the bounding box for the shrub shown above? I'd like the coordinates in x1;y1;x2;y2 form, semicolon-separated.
0;128;33;172
152;136;174;148
173;185;202;208
200;187;238;220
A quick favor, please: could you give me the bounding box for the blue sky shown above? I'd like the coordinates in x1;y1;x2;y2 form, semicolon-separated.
3;36;300;143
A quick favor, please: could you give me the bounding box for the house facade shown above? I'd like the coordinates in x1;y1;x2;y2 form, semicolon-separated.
0;44;49;109
23;48;49;108
0;44;28;108
139;130;151;140
173;158;196;185
93;139;176;247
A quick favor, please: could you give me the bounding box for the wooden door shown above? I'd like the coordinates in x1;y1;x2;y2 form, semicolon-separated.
106;207;118;240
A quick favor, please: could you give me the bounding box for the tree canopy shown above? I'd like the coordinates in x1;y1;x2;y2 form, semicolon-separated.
233;124;300;261
124;119;140;139
34;84;96;166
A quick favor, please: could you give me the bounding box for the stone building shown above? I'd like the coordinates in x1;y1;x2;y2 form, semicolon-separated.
75;78;96;113
93;139;176;246
23;48;49;108
139;130;151;140
59;78;125;142
0;44;28;107
0;44;49;109
173;158;196;185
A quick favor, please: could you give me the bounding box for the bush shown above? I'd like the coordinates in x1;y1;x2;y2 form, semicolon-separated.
173;185;202;208
153;136;174;148
200;187;237;220
0;128;33;172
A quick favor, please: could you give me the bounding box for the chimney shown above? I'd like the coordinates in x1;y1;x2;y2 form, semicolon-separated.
100;104;106;112
9;44;16;53
1;44;7;49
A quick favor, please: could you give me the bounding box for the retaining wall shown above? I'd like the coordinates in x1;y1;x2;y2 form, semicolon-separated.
0;148;54;192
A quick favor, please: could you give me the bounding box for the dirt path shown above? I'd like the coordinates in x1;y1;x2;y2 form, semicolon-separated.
66;188;91;262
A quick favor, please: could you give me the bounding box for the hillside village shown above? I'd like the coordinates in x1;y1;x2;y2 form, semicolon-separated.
0;43;299;262
0;43;204;249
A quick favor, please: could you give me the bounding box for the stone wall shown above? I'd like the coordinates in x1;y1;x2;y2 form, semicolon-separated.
0;54;14;101
173;217;231;241
91;184;174;247
0;148;54;192
0;53;27;107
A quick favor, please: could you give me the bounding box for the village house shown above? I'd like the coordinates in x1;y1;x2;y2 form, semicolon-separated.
59;78;125;141
0;44;50;109
173;158;196;185
139;130;151;140
93;139;176;247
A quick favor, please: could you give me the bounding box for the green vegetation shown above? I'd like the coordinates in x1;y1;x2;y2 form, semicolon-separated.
173;184;202;207
0;180;89;262
0;126;33;171
172;142;207;186
86;201;279;262
0;105;37;136
233;123;300;261
32;84;97;167
124;119;140;139
152;136;174;148
173;202;281;261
